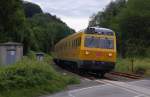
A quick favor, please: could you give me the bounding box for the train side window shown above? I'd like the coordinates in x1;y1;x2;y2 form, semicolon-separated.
72;40;74;48
77;37;81;47
77;39;79;46
65;42;66;51
68;42;69;48
62;44;63;51
73;40;75;48
64;43;65;49
65;42;67;50
75;39;77;48
70;41;71;48
64;43;66;50
71;41;72;48
79;38;81;46
74;40;76;48
66;42;67;49
68;42;69;49
71;41;73;48
64;43;65;50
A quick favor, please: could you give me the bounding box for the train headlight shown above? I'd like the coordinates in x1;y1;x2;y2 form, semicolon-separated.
85;51;90;55
108;53;112;57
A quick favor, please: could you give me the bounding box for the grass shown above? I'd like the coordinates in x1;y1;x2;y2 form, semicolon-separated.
115;57;150;76
0;53;80;97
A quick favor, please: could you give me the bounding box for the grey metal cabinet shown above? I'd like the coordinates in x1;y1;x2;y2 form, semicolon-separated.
0;42;23;66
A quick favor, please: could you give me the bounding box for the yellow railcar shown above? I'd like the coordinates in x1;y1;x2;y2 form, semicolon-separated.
54;27;117;77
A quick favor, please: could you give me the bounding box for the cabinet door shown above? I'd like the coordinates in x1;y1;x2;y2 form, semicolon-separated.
6;50;16;65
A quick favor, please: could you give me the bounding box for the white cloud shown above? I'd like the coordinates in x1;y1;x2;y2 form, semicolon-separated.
25;0;112;31
62;17;89;32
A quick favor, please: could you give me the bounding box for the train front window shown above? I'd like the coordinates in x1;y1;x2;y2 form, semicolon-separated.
84;36;114;49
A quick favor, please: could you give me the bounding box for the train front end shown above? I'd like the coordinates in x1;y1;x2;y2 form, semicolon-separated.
79;27;117;74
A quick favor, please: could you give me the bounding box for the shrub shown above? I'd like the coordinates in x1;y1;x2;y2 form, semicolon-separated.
115;58;150;76
0;56;80;97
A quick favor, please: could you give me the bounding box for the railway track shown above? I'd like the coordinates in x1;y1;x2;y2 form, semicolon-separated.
54;62;143;80
80;71;143;82
109;71;143;79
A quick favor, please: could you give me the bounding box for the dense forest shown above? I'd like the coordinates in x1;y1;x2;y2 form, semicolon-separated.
1;0;150;57
0;0;74;53
89;0;150;57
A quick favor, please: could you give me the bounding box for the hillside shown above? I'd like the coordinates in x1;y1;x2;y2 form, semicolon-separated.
0;0;75;53
89;0;150;58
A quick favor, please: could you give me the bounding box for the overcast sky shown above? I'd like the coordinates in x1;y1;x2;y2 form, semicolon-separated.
26;0;113;31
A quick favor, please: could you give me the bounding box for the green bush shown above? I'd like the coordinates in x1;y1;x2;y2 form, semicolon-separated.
115;58;150;76
0;59;55;91
0;56;80;97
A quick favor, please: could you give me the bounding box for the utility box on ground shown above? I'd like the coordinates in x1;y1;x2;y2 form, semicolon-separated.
36;52;44;61
0;42;23;66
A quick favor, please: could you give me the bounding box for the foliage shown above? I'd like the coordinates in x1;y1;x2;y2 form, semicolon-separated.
23;1;43;18
0;0;26;42
0;0;75;54
116;0;150;57
0;55;80;97
28;13;74;52
89;0;150;57
116;58;150;76
23;2;75;53
89;0;126;28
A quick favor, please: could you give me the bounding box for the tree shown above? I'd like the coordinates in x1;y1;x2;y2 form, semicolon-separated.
0;0;75;54
23;1;43;18
28;13;75;52
117;0;150;57
89;0;126;28
89;0;150;57
0;0;26;42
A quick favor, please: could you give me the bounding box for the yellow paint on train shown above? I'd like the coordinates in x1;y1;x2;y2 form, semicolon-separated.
54;28;117;63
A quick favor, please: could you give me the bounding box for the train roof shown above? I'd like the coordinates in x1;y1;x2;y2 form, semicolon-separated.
89;27;114;32
55;27;115;47
83;27;114;35
55;32;83;47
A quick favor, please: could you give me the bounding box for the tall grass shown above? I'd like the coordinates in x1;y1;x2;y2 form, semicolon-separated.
115;58;150;76
0;54;80;97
